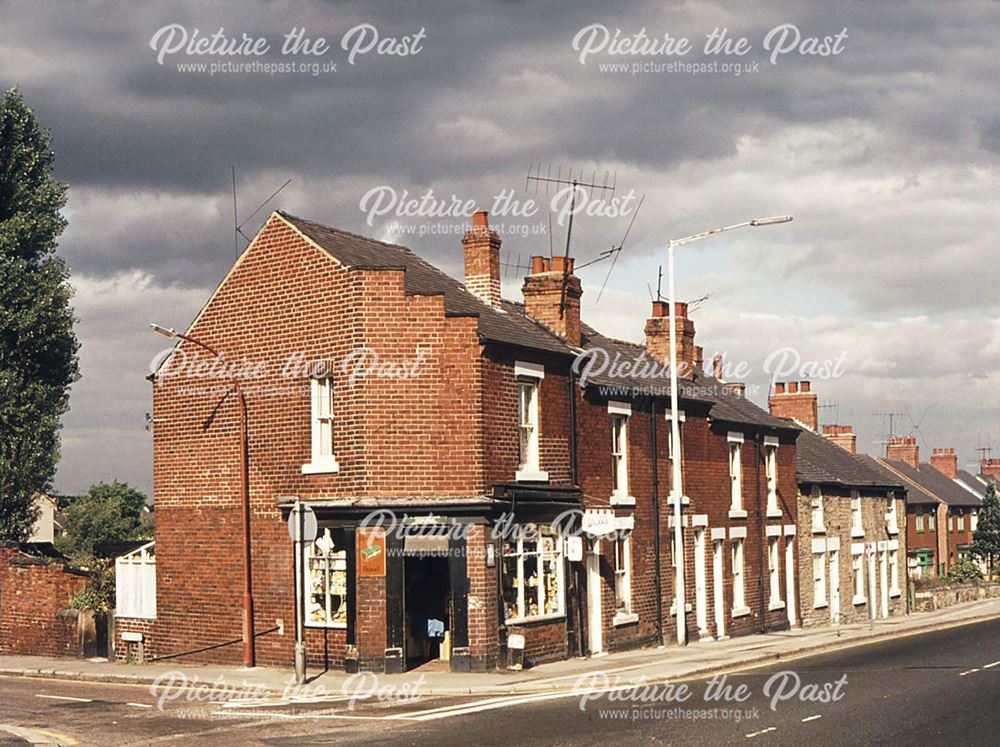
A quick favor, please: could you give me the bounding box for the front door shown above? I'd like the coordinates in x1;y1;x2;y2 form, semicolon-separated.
586;542;603;655
403;555;450;668
694;529;708;636
712;540;726;639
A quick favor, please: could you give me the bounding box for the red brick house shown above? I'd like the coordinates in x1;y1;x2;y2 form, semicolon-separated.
122;210;800;672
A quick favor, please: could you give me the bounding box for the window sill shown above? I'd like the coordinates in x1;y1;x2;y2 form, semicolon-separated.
731;606;752;618
504;613;565;626
515;469;549;483
889;589;901;598
766;509;783;519
728;509;748;520
610;493;636;507
613;612;639;627
887;526;899;536
305;622;347;630
812;527;827;535
852;595;867;607
668;495;691;506
115;613;156;621
669;602;693;616
301;460;340;475
813;601;828;610
768;600;786;611
851;529;865;539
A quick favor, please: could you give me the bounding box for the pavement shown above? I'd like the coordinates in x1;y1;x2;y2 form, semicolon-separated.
2;596;1000;698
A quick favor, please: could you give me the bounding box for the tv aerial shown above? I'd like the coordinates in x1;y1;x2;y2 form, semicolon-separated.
230;165;292;259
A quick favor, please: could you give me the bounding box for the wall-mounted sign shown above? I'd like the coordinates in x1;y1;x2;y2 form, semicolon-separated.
581;509;616;537
565;536;584;562
357;529;386;577
485;543;496;568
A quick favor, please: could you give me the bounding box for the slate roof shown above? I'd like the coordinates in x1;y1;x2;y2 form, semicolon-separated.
279;211;798;433
879;458;982;507
795;430;903;489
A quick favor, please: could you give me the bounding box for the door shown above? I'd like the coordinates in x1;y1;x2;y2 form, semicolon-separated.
712;540;726;639
694;529;708;635
784;537;796;628
829;550;840;623
586;542;603;655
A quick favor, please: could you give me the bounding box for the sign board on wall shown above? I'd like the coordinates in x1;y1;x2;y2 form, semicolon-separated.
581;509;615;537
358;529;386;577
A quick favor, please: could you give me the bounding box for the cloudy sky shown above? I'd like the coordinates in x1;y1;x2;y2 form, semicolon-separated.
2;0;998;496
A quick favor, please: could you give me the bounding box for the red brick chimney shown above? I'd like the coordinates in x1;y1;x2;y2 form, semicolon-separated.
463;210;502;307
644;301;697;379
981;458;1000;482
768;380;818;431
822;424;857;454
886;435;919;469
930;447;958;479
712;354;724;381
522;254;582;346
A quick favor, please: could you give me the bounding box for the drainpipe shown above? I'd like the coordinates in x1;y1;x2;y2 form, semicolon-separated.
756;432;767;635
651;399;664;644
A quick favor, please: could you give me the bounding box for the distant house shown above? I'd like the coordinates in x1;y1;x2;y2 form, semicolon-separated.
28;492;61;544
877;438;981;577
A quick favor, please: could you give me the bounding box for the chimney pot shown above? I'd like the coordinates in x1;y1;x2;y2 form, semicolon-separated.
774;382;785;394
472;210;489;228
530;255;547;274
551;255;574;273
651;300;669;318
800;380;811;393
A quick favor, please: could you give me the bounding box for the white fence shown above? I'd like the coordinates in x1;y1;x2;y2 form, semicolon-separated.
115;541;156;618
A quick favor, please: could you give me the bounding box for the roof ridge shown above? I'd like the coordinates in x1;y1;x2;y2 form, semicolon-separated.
277;210;417;253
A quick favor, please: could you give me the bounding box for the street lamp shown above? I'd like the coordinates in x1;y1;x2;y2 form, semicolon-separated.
150;322;256;667
665;215;792;646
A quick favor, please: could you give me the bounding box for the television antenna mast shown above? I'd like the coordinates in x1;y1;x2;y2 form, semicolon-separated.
230;165;293;259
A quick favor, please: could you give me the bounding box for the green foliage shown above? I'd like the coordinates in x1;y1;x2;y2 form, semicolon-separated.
972;483;1000;577
947;559;984;583
0;87;79;541
70;557;115;614
55;481;152;559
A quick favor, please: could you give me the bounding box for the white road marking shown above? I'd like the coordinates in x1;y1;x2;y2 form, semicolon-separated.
959;668;980;676
746;726;777;738
126;702;153;709
801;714;822;722
35;693;93;703
983;661;1000;669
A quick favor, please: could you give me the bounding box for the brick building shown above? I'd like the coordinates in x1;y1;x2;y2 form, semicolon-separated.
768;386;906;626
877;438;981;577
126;210;800;673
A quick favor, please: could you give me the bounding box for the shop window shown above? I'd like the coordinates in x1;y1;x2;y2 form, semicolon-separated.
302;377;339;474
306;528;348;628
501;524;564;622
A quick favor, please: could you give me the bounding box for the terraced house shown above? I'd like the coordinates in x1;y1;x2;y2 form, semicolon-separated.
121;210;802;674
768;386;907;625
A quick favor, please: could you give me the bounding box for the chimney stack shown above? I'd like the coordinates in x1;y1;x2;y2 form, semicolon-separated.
886;435;919;469
930;447;958;479
712;354;724;381
522;254;583;347
644;301;697;379
463;210;502;307
823;424;857;454
768;380;818;432
981;458;1000;483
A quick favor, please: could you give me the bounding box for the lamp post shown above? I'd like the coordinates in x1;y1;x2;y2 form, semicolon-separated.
665;215;792;646
150;323;256;667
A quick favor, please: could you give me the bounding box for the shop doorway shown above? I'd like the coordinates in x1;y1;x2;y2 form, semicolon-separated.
403;554;450;669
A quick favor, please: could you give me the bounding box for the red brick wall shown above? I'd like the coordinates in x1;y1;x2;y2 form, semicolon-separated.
0;547;88;657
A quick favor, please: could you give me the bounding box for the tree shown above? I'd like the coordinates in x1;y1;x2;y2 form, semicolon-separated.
972;482;1000;578
0;87;79;541
55;481;152;561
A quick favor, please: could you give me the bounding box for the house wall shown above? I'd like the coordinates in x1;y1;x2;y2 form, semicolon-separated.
797;487;906;626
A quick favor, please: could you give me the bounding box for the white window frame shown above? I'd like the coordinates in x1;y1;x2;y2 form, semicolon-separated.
302;377;339;474
613;533;635;624
665;410;688;506
115;541;156;619
889;547;901;597
811;488;825;533
851;492;864;538
728;432;745;518
886;499;899;535
501;524;565;623
765;442;780;517
768;537;784;610
516;365;548;482
813;551;828;608
731;538;749;616
305;528;348;629
609;402;633;504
